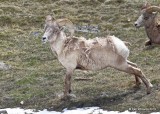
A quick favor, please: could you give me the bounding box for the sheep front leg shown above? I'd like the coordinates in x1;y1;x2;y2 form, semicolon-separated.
64;69;73;99
135;76;142;87
145;40;152;46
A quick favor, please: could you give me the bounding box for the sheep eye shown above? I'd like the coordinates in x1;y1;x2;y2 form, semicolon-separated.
144;16;149;20
53;27;60;33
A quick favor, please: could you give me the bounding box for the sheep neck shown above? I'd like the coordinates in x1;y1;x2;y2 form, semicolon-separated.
50;32;66;56
145;19;158;40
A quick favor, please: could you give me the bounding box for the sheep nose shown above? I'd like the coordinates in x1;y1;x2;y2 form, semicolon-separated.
134;23;138;27
42;37;46;40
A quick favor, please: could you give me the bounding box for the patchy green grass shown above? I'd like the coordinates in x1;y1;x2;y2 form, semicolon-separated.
0;0;160;113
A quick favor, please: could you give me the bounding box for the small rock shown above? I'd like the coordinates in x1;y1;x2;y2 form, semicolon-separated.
20;101;24;105
32;31;40;37
100;92;109;97
56;93;64;98
127;18;131;22
0;61;11;70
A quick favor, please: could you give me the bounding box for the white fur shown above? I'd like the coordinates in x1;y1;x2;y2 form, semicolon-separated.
111;36;129;59
135;15;144;27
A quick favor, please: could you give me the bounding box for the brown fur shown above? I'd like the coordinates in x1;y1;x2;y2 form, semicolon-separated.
136;3;160;45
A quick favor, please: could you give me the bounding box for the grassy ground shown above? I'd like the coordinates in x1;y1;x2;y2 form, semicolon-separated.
0;0;160;113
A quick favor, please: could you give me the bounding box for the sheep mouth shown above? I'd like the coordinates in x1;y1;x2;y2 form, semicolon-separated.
134;23;143;28
42;39;47;44
135;25;141;28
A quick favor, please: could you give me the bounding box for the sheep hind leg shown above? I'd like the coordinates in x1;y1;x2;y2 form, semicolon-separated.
122;63;153;94
127;60;142;87
127;60;137;67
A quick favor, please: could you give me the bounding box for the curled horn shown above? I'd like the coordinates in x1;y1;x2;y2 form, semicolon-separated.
55;18;75;37
146;6;160;13
141;2;151;10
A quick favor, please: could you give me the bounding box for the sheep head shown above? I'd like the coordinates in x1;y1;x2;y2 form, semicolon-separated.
42;15;61;43
42;15;74;43
135;3;160;28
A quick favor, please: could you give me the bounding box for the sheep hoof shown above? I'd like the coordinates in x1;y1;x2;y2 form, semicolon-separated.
147;89;151;94
61;95;70;101
146;84;153;94
145;40;152;46
69;89;72;93
60;94;76;101
149;83;153;88
135;82;142;88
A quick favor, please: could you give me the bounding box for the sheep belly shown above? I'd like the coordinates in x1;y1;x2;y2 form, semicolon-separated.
151;35;160;44
77;49;119;71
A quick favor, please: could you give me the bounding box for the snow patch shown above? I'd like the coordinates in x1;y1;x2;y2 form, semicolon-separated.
0;107;140;114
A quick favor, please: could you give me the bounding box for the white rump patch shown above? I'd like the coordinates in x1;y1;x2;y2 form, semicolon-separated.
111;36;130;59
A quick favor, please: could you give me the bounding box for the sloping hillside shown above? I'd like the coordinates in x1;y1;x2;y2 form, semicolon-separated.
0;0;160;113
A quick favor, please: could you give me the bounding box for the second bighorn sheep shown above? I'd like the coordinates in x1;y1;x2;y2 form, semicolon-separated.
135;3;160;46
42;15;153;99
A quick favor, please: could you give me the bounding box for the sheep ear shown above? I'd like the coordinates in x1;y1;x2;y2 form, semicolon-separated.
45;15;53;24
144;2;151;7
141;2;151;10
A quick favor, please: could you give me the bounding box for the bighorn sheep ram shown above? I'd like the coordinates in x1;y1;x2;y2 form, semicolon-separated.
135;3;160;46
42;15;153;99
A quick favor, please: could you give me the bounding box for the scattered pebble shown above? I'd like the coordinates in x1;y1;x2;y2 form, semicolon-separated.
20;101;24;105
0;61;11;70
